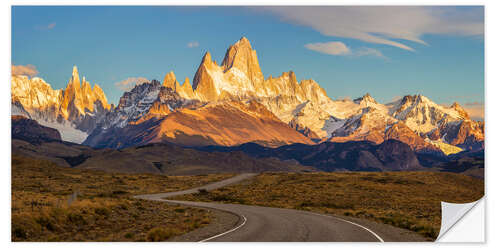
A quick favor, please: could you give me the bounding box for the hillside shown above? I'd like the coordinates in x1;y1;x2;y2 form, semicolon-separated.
11;154;233;241
199;140;424;172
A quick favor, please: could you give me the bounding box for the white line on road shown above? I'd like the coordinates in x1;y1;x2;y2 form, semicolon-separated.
313;213;385;242
198;215;248;242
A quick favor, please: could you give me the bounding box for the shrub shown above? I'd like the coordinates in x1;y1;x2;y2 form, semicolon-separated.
174;208;185;213
112;190;129;195
12;227;27;239
67;212;87;226
124;232;134;239
146;227;178;241
35;215;57;231
94;207;110;217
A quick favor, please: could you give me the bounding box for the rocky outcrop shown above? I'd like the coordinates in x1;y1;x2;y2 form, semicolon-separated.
440;120;484;150
60;66;111;119
162;71;178;91
11;115;61;144
12;37;484;152
11;75;63;123
95;80;197;130
384;122;442;154
149;38;484;152
388;95;483;150
221;37;265;90
183;37;340;138
327;93;483;153
84;99;313;149
289;117;320;140
11;66;112;143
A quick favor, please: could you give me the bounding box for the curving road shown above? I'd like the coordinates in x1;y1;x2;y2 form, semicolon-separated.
134;173;427;242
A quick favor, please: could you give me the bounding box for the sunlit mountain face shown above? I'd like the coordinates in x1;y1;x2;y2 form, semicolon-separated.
12;38;484;155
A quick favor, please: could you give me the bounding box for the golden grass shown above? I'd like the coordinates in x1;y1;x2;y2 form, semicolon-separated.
175;172;484;239
11;154;232;241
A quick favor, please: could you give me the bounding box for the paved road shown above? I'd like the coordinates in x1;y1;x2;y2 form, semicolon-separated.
134;173;426;242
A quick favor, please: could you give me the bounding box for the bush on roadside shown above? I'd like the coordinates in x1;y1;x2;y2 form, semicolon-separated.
146;227;180;241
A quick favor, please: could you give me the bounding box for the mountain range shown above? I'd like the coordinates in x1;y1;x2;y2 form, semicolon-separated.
11;37;484;156
12;66;111;143
11;115;311;174
11;115;483;176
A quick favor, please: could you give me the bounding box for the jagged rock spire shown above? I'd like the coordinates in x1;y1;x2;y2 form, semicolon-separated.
162;71;177;91
61;66;111;118
201;51;212;64
71;65;80;87
354;93;377;105
451;102;470;119
221;36;264;83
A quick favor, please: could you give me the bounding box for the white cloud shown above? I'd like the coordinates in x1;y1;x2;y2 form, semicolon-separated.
305;41;386;59
187;41;199;48
305;42;350;55
12;64;38;77
353;47;387;59
261;6;483;51
114;77;149;91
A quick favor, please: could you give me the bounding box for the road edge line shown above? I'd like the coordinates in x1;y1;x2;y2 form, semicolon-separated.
314;213;385;242
198;214;247;242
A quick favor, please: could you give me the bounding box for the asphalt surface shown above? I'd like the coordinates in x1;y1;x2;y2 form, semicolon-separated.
134;173;428;242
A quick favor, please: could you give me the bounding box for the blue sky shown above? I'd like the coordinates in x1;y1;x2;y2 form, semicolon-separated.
11;6;484;118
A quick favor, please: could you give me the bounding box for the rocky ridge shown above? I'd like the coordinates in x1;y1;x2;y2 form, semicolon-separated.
11;66;112;143
12;38;484;154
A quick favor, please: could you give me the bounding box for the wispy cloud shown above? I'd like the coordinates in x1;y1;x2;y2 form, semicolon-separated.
187;41;199;48
114;77;149;91
305;41;386;59
305;42;350;55
354;47;386;59
463;101;484;121
35;22;56;30
261;6;483;51
12;64;38;77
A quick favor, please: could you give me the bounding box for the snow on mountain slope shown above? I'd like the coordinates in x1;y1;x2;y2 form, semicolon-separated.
12;75;62;122
181;38;360;138
12;37;483;152
105;80;163;129
325;94;481;153
164;37;483;150
37;120;88;144
11;66;111;142
388;95;483;150
98;79;196;130
388;94;464;134
425;138;463;155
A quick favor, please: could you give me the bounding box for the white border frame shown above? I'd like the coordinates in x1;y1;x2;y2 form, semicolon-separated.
2;1;496;249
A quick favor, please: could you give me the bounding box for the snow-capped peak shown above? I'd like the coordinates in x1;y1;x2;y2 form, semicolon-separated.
11;66;112;143
354;93;376;105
